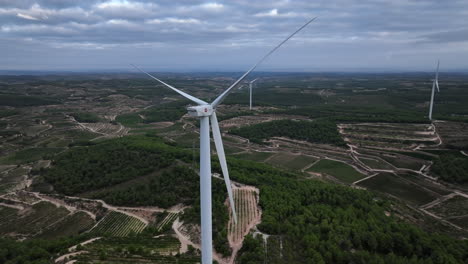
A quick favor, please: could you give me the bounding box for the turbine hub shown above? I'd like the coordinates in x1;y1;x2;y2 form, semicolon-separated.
187;105;214;117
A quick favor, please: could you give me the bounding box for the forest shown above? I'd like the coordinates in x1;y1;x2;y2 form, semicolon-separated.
267;105;430;124
431;151;468;184
41;134;192;195
92;166;199;208
229;119;346;146
0;94;60;107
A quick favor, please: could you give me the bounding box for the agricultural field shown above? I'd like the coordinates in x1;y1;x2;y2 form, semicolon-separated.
264;153;317;171
307;159;366;184
356;148;429;171
358;156;394;170
89;211;147;237
339;123;439;150
37;211;95;239
357;173;440;206
434;121;468;150
156;212;179;232
427;195;468;218
0;201;71;238
232;151;274;162
70;235;200;264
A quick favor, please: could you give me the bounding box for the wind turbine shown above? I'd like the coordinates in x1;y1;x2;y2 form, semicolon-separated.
249;78;258;110
428;60;440;120
132;17;316;264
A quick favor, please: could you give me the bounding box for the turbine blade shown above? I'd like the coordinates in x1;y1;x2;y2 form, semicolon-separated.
436;80;440;92
210;112;237;223
210;17;317;108
131;64;208;105
250;78;259;84
435;59;440;81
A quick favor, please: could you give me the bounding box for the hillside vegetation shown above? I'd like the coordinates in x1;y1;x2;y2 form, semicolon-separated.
431;151;468;184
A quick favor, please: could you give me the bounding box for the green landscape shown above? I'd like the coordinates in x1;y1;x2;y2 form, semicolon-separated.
1;71;468;263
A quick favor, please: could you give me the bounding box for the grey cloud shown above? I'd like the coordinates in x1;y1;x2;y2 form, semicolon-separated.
1;0;467;71
419;29;468;43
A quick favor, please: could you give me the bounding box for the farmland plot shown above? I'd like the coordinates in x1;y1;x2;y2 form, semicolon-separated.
38;211;94;239
232;151;274;162
90;211;147;237
72;235;199;264
357;173;440;206
307;159;366;184
156;212;178;231
0;201;70;238
427;195;468;218
265;153;317;171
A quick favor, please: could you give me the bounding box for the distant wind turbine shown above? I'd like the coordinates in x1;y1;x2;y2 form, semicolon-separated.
249;78;258;110
428;60;440;120
132;17;316;264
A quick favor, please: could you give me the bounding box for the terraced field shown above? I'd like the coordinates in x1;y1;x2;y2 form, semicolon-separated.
90;211;147;237
340;123;438;150
79;122;129;137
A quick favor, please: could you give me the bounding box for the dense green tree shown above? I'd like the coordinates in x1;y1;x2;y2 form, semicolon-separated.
230;119;345;146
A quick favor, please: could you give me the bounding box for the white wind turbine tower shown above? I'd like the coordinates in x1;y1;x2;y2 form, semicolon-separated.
428;60;440;120
132;17;316;264
249;78;258;110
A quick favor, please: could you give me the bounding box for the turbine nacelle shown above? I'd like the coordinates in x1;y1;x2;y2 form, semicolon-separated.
187;105;214;117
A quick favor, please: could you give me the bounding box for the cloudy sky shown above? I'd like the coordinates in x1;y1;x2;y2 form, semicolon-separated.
1;0;468;72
